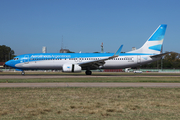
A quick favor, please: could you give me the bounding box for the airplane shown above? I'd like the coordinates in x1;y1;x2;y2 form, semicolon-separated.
5;24;169;75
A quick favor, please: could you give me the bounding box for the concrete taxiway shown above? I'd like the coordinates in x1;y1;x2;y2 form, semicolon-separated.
0;75;180;79
1;74;180;88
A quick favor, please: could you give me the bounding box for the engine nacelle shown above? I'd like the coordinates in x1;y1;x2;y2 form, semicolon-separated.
62;63;81;72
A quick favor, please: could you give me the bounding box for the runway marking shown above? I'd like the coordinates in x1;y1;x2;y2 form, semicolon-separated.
1;83;180;88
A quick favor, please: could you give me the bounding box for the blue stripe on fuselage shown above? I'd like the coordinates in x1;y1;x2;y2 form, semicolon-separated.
16;53;154;59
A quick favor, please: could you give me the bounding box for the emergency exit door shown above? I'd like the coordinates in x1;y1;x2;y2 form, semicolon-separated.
137;55;141;64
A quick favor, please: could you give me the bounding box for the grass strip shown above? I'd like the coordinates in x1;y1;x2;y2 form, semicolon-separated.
0;87;180;119
1;77;180;83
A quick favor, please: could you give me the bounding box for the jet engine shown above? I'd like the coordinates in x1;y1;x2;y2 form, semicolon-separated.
62;63;81;72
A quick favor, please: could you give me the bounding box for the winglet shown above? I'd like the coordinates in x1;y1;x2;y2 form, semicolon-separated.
114;45;123;56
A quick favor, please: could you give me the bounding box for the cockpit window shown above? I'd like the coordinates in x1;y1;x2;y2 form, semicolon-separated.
13;58;19;60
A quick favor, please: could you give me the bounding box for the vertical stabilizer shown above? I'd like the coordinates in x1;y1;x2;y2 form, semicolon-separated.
128;24;167;54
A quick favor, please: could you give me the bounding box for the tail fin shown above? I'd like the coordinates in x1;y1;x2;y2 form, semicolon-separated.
128;24;167;54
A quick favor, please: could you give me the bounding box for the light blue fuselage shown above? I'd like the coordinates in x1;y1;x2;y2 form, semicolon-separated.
5;52;158;70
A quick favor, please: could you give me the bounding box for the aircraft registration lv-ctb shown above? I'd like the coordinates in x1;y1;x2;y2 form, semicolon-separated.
5;24;170;75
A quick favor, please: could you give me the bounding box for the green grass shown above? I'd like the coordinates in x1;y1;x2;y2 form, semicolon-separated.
1;77;180;83
0;87;180;119
1;72;180;119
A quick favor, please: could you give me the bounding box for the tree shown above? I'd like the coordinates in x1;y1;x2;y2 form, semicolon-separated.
140;52;180;69
0;45;15;62
163;52;180;68
67;50;75;53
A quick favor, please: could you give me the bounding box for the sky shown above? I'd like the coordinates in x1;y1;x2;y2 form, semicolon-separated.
1;0;180;55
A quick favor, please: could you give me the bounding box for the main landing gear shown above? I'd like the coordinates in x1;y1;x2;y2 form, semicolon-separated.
85;70;92;75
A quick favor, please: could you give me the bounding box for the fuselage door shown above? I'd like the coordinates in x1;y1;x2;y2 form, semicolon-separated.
23;55;29;64
137;55;141;64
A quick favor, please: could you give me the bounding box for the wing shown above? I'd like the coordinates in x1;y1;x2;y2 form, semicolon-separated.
78;45;123;69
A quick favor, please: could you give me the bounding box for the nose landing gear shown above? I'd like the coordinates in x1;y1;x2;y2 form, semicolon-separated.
21;71;25;75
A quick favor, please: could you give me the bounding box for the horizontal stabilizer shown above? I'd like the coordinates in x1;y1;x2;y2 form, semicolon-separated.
150;52;173;58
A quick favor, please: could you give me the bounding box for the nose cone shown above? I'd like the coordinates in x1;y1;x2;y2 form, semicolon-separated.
5;60;13;67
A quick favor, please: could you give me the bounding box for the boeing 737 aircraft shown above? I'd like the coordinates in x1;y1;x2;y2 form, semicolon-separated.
5;24;169;75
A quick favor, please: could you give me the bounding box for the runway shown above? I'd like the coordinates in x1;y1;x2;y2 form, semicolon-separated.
0;75;180;79
1;74;180;88
1;83;180;88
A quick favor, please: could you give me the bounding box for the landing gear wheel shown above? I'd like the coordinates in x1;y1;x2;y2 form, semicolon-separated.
85;70;92;75
21;71;25;75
